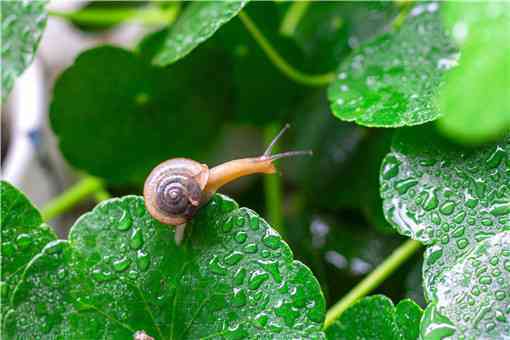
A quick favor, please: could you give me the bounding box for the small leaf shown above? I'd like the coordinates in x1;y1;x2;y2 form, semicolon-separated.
380;126;509;298
328;3;457;127
5;194;326;338
421;232;510;339
437;2;510;144
50;45;232;184
326;295;422;340
1;0;48;102
154;0;249;66
0;181;57;318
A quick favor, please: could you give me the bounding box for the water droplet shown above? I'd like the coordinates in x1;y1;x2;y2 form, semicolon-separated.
495;290;506;300
395;178;418;195
232;288;247;307
234;231;247;244
243;243;258;254
452;226;465;238
222;217;234;233
130;229;144;250
208;255;227;275
117;212;132;231
254;313;269;328
113;257;130;272
257;260;282;283
453;211;466;223
16;233;32;249
382;156;400;179
439;201;456;215
262;230;281;250
235;215;245;227
249;216;259;231
248;270;269;290
233;268;246;286
426;245;443;265
489;201;510;216
479;275;492;285
486;146;505;169
224;252;244;266
456;238;469;249
422;189;439;210
504;260;510;272
136;250;150;271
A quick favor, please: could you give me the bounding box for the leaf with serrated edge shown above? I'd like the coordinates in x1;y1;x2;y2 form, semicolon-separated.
328;3;456;127
0;0;48;102
326;295;422;340
5;194;326;339
0;181;57;319
154;0;249;66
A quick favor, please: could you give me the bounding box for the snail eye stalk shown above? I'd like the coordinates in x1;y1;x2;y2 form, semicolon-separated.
261;123;313;161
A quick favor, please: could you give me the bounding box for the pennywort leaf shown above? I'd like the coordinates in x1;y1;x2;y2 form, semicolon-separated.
0;0;48;102
326;295;422;340
380;126;510;338
437;2;510;144
154;0;249;66
3;188;326;339
328;3;457;127
0;181;57;319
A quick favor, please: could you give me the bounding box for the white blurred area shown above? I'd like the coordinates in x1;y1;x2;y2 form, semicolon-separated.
1;1;152;230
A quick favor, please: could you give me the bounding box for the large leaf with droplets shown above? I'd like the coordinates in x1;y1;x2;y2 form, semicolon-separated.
326;295;422;340
0;181;57;318
154;0;249;66
420;232;510;339
0;0;48;102
50;45;231;184
328;3;457;127
380;126;510;338
5;194;326;338
437;2;510;144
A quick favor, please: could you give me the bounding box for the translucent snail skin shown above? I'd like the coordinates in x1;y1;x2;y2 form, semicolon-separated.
143;124;311;244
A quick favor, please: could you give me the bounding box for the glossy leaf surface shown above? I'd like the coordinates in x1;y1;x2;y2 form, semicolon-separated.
4;193;326;339
328;3;456;127
437;2;510;144
154;0;249;66
326;295;422;340
0;0;48;102
50;45;231;184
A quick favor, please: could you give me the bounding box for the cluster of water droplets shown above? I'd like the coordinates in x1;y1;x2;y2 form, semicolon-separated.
178;194;324;339
328;2;457;127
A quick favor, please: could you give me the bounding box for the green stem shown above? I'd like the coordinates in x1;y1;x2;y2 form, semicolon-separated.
391;1;413;30
94;189;111;202
263;124;284;234
41;177;107;221
324;239;422;329
238;11;335;87
48;3;180;26
279;0;311;37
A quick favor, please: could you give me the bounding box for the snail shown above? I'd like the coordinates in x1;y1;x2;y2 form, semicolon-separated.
143;124;311;244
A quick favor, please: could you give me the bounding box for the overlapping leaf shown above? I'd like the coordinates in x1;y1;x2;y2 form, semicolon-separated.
328;3;457;127
437;2;510;144
326;295;422;340
50;45;232;184
154;0;249;66
1;0;48;102
380;126;510;338
3;183;326;338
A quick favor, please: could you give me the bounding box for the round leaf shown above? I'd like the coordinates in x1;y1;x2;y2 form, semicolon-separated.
50;45;231;184
154;0;249;66
0;181;56;317
326;295;422;340
1;0;48;102
5;194;326;338
420;232;510;339
437;2;510;144
328;3;457;127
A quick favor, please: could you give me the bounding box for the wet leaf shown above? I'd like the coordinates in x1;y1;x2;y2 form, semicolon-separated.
4;194;326;338
380;126;510;338
154;0;249;66
1;0;48;102
0;181;57;318
326;295;422;340
50;45;232;184
437;2;510;144
420;232;510;339
328;3;457;127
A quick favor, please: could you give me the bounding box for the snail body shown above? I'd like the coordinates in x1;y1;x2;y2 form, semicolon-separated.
143;124;310;244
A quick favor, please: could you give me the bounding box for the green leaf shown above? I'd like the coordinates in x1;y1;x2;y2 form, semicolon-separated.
328;3;457;127
380;126;510;338
420;232;510;339
0;181;57;318
5;194;326;338
0;0;48;102
437;2;510;144
325;295;422;340
154;0;249;66
50;45;232;184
